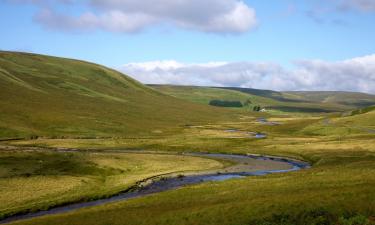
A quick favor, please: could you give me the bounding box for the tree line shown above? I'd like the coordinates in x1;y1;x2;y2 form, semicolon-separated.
208;99;263;111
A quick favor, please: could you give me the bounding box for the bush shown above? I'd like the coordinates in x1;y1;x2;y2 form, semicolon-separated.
253;106;261;111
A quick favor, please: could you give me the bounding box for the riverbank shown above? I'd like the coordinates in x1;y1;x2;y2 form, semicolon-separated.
0;152;309;224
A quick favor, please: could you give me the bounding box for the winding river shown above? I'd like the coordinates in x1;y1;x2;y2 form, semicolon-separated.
0;152;310;224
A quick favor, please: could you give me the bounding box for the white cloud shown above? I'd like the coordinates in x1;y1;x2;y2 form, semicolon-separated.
12;0;257;34
339;0;375;12
304;0;375;25
34;9;156;33
119;55;375;94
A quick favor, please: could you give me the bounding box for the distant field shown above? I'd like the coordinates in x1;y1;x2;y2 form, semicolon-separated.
150;85;375;113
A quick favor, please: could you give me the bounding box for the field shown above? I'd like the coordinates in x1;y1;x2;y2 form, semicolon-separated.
2;109;374;225
0;150;224;219
150;85;375;114
0;52;374;225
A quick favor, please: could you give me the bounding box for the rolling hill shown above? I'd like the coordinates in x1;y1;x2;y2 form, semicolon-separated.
150;85;375;113
336;105;375;129
0;51;234;139
284;91;375;108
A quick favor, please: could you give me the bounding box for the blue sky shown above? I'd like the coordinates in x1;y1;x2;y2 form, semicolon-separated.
1;0;375;93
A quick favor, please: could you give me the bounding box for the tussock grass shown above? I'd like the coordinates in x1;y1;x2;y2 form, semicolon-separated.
0;151;223;219
4;113;375;225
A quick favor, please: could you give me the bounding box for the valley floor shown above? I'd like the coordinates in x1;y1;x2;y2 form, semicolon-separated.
1;113;375;225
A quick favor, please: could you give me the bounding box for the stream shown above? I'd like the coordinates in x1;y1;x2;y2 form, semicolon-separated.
0;152;310;224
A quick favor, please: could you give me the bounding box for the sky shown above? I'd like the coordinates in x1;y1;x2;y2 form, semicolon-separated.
1;0;375;93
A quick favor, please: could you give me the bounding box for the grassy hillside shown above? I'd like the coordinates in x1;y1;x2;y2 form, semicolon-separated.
333;106;375;131
349;105;375;116
285;91;375;108
150;85;375;113
0;52;237;139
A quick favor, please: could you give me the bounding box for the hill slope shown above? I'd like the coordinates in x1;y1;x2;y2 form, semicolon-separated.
284;91;375;108
150;85;375;113
0;52;232;138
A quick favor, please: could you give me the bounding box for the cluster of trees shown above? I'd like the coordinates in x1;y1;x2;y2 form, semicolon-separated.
208;99;263;111
209;100;243;108
253;105;262;111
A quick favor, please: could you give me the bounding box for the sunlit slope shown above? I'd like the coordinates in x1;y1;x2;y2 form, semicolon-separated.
301;105;375;136
349;105;375;116
150;85;375;113
336;106;375;128
0;51;231;138
284;91;375;108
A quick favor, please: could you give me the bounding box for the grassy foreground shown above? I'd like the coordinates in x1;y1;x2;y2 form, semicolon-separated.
3;110;375;225
0;150;223;219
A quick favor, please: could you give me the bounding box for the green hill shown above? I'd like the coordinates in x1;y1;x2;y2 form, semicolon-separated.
0;51;234;139
348;105;375;116
150;85;375;113
337;105;375;129
284;91;375;108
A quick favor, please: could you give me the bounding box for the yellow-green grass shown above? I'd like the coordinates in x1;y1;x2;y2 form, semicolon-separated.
4;113;375;225
302;109;375;136
0;51;242;139
350;105;375;116
150;85;375;114
7;137;375;225
0;151;224;219
1;51;375;225
11;156;375;225
285;91;375;108
148;85;258;106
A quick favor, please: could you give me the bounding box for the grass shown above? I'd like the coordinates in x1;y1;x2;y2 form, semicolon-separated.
13;160;374;225
0;151;224;219
0;51;241;139
150;85;375;114
1;52;374;225
2;111;374;225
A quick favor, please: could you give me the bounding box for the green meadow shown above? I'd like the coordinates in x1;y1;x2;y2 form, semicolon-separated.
0;52;374;225
0;150;224;219
150;85;375;114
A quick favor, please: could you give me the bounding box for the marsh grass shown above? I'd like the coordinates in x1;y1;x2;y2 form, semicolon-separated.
2;112;374;225
0;151;223;219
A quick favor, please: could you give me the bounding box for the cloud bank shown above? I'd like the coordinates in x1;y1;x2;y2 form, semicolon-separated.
10;0;257;34
305;0;375;24
339;0;375;12
119;55;375;94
